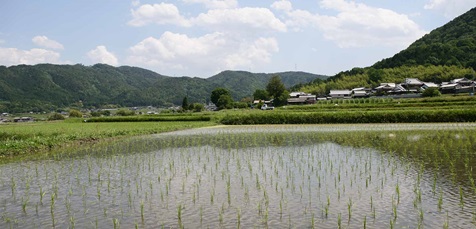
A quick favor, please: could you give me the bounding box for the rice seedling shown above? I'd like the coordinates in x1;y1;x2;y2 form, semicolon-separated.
113;218;119;229
337;213;342;229
140;200;145;222
438;189;443;212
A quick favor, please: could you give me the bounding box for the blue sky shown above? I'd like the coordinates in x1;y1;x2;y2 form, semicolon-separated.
1;0;475;77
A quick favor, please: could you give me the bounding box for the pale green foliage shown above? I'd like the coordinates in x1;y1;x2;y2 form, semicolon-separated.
69;109;83;118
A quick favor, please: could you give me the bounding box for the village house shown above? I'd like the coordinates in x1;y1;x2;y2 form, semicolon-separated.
375;83;396;93
440;78;475;94
421;82;439;91
329;90;352;99
287;92;316;105
403;78;424;92
390;84;408;94
351;87;372;98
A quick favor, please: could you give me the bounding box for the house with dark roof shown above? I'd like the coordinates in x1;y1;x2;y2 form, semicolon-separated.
287;92;316;105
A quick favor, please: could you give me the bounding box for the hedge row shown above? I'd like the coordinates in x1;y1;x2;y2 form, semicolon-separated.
87;115;211;122
220;109;476;125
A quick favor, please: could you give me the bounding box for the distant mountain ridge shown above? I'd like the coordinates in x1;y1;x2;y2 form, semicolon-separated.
0;63;327;112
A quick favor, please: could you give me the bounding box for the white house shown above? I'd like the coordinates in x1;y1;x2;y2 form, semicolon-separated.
375;83;396;92
329;90;352;99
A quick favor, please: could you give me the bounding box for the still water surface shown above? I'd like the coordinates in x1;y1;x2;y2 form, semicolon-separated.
0;124;475;228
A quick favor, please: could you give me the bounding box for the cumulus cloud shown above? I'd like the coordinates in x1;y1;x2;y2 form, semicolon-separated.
224;37;279;69
32;36;64;50
275;0;426;48
271;0;293;12
182;0;238;9
128;2;286;33
320;0;426;47
126;32;279;75
424;0;476;18
193;7;287;32
87;46;119;66
128;3;190;27
0;47;61;65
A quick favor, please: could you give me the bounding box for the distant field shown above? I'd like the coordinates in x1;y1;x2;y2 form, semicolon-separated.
219;95;476;124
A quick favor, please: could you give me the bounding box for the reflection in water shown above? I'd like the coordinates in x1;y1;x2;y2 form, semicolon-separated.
0;124;475;228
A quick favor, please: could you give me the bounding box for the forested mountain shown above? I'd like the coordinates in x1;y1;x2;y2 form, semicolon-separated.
373;7;476;70
207;71;324;99
296;7;476;95
0;64;326;112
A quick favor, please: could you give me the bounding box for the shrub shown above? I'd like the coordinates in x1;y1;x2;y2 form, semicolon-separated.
90;111;101;117
190;103;205;112
116;109;135;116
69;109;83;118
101;110;111;116
47;113;65;121
422;87;441;97
233;102;249;109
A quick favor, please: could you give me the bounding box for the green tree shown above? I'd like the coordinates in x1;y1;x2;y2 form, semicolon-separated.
273;90;290;107
182;96;189;110
367;68;383;83
266;75;286;99
266;75;288;106
253;89;270;100
211;88;232;106
216;94;233;110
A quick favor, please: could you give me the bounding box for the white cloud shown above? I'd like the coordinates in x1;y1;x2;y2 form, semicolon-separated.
128;3;286;33
271;0;293;12
131;0;140;7
0;47;61;65
278;0;426;48
424;0;476;18
193;7;287;32
32;35;64;50
128;3;190;27
87;46;118;66
182;0;238;9
126;32;279;76
224;37;278;69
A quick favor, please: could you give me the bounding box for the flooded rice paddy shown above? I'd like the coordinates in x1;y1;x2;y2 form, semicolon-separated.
1;123;476;228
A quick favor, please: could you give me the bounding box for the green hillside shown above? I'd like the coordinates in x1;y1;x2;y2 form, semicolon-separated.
207;70;326;99
0;64;326;112
373;7;476;70
297;7;476;95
